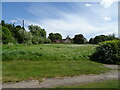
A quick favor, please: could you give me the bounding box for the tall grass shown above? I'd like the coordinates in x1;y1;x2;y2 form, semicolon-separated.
2;44;97;61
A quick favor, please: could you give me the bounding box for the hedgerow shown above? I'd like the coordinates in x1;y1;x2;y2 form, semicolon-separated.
90;40;120;64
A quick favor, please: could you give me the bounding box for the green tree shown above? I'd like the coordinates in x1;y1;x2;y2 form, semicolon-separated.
28;25;46;37
1;20;5;27
48;33;62;42
2;27;15;44
48;33;55;42
92;34;119;44
89;38;94;44
73;34;87;44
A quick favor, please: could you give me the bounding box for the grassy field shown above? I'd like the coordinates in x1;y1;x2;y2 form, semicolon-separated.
3;60;110;82
58;80;119;88
2;44;97;61
2;44;110;82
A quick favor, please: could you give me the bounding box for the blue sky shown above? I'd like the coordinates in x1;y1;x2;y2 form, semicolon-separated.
2;2;118;40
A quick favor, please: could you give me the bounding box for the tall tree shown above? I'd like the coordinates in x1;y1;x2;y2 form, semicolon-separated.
2;27;15;44
28;25;46;37
48;33;62;42
73;34;87;44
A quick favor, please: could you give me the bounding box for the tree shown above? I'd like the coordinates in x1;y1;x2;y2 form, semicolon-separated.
28;25;46;37
89;38;94;44
48;33;55;42
1;20;5;26
54;33;62;40
48;33;62;42
2;27;15;44
73;34;87;44
91;34;119;44
16;25;22;29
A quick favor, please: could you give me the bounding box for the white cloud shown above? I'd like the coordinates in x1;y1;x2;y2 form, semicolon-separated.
100;0;117;8
38;13;117;39
103;17;111;21
25;2;118;39
10;20;18;23
85;3;92;7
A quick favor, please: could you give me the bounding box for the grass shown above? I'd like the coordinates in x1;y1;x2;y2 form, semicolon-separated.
2;44;97;61
2;60;110;82
58;80;119;88
2;44;110;82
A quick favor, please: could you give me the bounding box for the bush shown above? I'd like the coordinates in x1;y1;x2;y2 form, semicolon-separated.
44;38;51;43
90;40;120;64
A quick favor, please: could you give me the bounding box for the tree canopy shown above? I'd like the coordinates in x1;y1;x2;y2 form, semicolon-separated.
48;33;62;42
73;34;87;44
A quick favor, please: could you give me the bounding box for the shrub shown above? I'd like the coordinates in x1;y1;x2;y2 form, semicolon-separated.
90;40;120;64
44;38;51;43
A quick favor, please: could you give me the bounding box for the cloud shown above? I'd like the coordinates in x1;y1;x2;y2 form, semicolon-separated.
85;3;92;7
39;13;117;39
100;0;117;8
25;2;118;39
103;17;111;21
10;20;18;23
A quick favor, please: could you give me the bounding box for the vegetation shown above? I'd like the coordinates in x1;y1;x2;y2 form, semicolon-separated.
2;44;96;61
1;20;51;44
89;34;119;44
1;20;119;44
73;34;87;44
3;60;110;82
59;80;119;88
2;26;15;44
2;44;111;82
1;19;120;84
90;40;120;64
48;33;62;42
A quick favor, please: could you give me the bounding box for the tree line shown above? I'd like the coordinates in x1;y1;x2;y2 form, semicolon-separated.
0;20;119;44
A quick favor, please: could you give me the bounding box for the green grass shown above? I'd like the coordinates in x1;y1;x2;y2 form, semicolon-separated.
2;60;110;82
59;80;119;88
2;44;110;82
2;44;97;61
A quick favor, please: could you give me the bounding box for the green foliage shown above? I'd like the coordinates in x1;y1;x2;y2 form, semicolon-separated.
44;38;51;43
2;26;15;44
89;38;94;44
73;34;87;44
89;34;119;44
90;40;120;64
48;33;62;42
1;20;5;26
28;25;46;37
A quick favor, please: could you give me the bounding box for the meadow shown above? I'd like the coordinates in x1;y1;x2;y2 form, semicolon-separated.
2;44;97;61
2;44;111;82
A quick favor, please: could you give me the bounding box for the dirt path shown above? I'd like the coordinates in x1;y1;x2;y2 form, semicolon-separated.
2;64;119;88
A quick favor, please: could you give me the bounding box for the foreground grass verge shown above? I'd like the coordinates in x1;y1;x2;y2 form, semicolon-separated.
58;80;119;88
2;60;110;82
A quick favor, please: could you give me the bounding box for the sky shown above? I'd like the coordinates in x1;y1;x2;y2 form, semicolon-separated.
2;1;118;40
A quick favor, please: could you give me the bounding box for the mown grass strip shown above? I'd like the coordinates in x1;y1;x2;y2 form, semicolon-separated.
58;80;119;88
3;60;110;82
